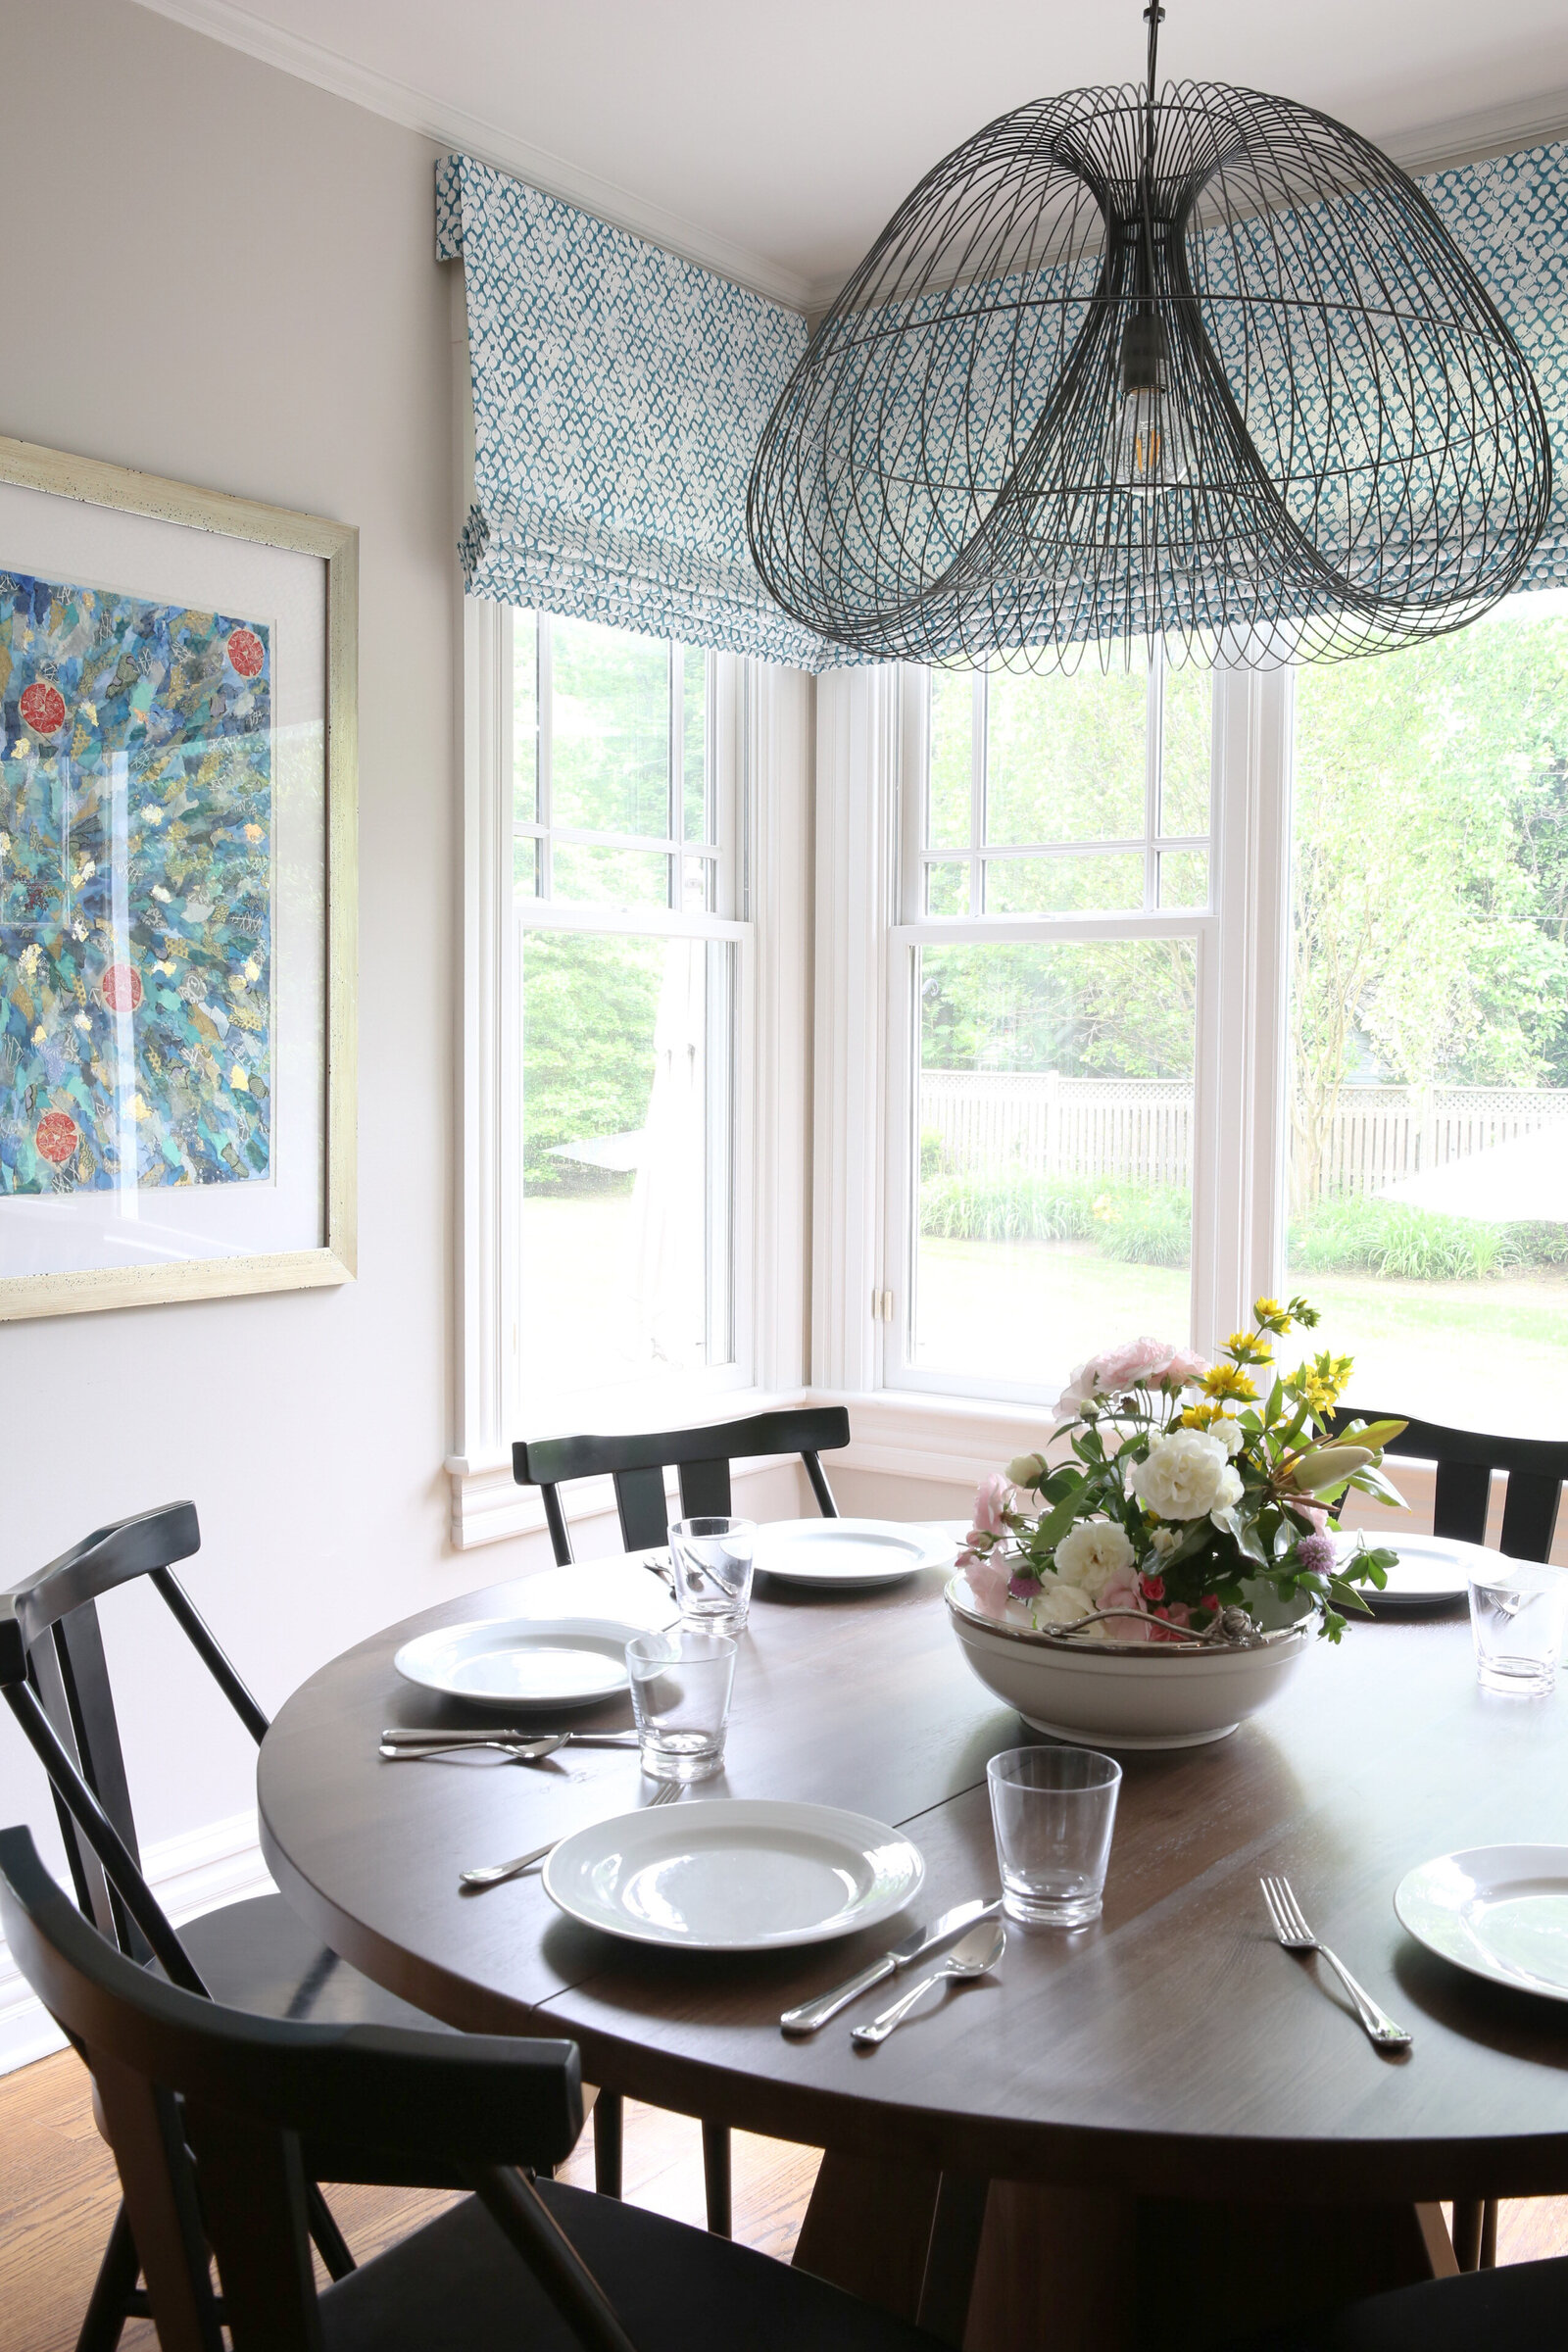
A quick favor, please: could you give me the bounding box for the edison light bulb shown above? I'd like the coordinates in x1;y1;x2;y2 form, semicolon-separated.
1114;314;1190;490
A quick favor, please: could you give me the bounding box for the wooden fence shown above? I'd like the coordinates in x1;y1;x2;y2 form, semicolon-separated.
919;1073;1568;1199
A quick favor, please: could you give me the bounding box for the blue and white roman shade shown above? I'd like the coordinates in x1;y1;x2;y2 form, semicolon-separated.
1426;139;1568;593
438;139;1568;668
436;152;834;668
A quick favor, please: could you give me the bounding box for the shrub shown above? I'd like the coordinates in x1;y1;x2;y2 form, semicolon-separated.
1290;1197;1568;1281
918;1173;1100;1243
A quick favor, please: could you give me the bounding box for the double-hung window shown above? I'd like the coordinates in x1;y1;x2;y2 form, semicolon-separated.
499;610;751;1428
884;647;1217;1401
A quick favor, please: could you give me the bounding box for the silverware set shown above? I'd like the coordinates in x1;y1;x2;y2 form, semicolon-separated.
780;1895;1005;2044
380;1726;640;1763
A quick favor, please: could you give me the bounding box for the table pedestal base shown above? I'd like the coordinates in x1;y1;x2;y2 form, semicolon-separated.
795;2154;1458;2348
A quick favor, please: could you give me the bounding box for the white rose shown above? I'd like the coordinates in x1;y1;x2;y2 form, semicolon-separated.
1126;1428;1229;1521
1032;1574;1096;1630
1211;1416;1246;1458
1211;1464;1244;1515
1052;1517;1135;1599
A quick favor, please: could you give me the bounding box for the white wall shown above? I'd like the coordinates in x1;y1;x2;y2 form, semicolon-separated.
0;0;549;2048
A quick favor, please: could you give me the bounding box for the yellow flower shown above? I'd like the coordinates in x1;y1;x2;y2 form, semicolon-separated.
1225;1330;1274;1364
1091;1193;1117;1224
1202;1362;1258;1401
1252;1296;1293;1335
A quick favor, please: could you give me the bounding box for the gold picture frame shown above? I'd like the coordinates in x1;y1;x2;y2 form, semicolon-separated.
0;434;357;1320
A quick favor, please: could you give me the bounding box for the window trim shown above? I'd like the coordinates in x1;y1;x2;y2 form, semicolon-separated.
812;658;1294;1412
453;599;813;1543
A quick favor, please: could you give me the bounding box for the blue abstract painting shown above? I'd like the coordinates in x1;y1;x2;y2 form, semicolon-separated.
0;567;272;1193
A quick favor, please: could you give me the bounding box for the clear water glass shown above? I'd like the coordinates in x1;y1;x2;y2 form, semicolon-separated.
668;1516;756;1633
987;1744;1122;1928
625;1629;737;1782
1468;1561;1568;1695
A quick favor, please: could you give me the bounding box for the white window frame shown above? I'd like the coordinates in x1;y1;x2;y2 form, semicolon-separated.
451;600;815;1545
811;657;1295;1411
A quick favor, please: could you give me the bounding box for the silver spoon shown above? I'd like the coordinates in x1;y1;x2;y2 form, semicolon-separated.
851;1919;1005;2045
459;1778;682;1892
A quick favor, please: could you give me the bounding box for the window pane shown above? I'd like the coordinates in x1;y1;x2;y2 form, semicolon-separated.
513;610;538;825
925;858;970;916
521;930;736;1397
513;836;541;899
550;617;670;842
682;647;708;843
1285;594;1568;1439
1158;849;1208;908
985;662;1147;844
928;670;973;849
682;854;712;913
1159;660;1211;836
983;853;1144;914
552;843;670;907
914;940;1196;1388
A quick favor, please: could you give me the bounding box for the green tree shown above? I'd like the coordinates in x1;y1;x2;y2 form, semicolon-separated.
521;930;663;1191
1291;609;1568;1208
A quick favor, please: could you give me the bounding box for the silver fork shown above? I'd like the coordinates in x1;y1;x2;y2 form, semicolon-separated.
1259;1875;1412;2050
459;1777;681;1892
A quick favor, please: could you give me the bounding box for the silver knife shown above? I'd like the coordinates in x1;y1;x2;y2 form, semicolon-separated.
779;1897;1003;2034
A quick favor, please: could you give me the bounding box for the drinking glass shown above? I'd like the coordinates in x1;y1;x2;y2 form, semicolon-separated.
668;1516;756;1633
625;1629;737;1782
987;1744;1121;1927
1468;1561;1568;1695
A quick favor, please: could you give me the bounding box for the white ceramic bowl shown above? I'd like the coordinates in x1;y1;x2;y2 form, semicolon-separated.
946;1574;1315;1749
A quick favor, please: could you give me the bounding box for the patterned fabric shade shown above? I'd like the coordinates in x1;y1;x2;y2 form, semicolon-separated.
436;153;835;668
438;141;1568;673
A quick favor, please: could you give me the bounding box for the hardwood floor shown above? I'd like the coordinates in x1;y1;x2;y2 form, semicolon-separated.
4;2044;1567;2349
0;2049;820;2350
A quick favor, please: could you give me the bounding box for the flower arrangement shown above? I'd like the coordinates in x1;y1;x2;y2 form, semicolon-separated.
958;1298;1404;1644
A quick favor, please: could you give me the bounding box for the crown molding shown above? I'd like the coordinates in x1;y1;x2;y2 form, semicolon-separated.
122;0;1568;325
1381;84;1568;178
123;0;813;312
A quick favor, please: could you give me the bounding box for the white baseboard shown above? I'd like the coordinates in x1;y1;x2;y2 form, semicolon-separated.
0;1807;273;2076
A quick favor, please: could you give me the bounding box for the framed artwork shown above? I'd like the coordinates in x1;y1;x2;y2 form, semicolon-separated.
0;435;356;1320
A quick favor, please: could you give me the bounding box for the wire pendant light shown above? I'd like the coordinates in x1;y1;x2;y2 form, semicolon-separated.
747;5;1552;670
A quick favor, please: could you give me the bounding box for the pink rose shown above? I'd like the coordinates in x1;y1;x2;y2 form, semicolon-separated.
1098;1567;1152;1641
965;1556;1012;1621
1150;1347;1211;1393
968;1472;1015;1541
1057;1338;1181;1412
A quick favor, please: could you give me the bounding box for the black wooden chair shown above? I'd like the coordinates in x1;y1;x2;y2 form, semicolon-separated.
1329;1407;1568;2273
0;1822;943;2352
0;1503;455;2352
1230;2254;1568;2347
513;1403;852;2235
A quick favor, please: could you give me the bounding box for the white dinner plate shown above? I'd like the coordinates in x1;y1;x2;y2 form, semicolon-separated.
392;1618;643;1709
542;1797;926;1950
1396;1846;1568;2001
753;1518;956;1590
1337;1531;1486;1611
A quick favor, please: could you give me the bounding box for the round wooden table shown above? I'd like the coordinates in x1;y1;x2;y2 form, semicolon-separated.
258;1551;1568;2348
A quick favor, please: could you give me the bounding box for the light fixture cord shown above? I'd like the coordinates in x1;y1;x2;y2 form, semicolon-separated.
1138;2;1165;311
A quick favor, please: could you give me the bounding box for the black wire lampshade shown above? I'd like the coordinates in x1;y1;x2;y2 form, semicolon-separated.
747;8;1552;670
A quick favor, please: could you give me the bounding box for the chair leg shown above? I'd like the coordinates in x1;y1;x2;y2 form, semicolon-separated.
702;2121;732;2237
594;2091;624;2198
75;2198;139;2352
306;2180;357;2280
1480;2197;1498;2268
1451;2200;1483;2270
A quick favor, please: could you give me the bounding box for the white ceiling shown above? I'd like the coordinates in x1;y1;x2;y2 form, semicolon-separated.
137;0;1568;307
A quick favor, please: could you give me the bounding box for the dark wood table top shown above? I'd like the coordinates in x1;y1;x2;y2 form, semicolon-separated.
258;1554;1568;2202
